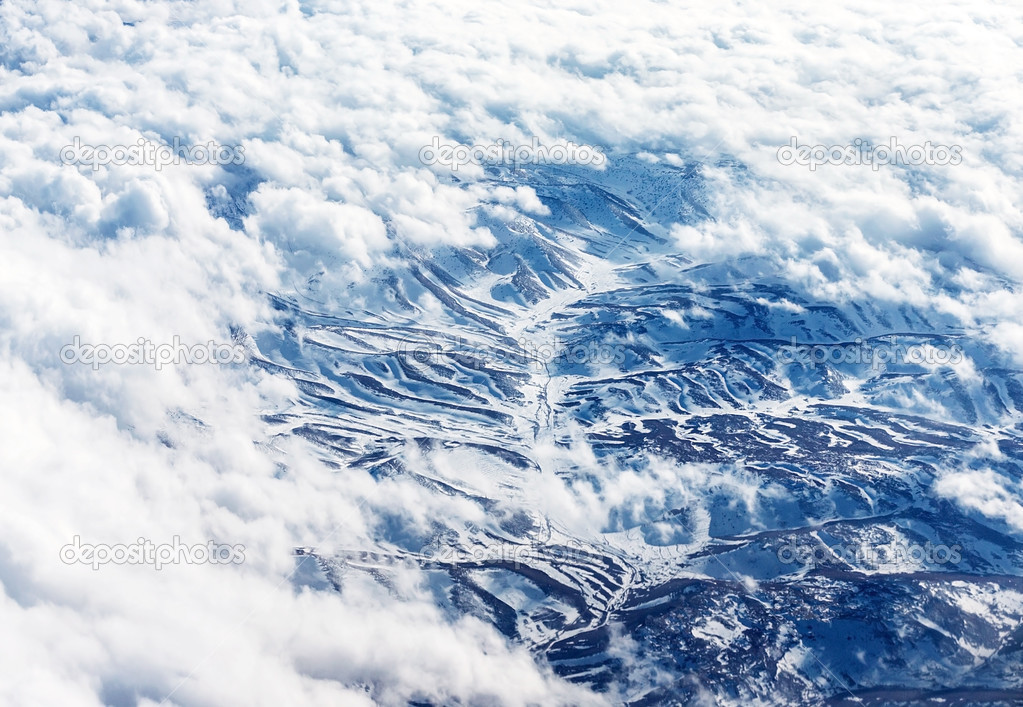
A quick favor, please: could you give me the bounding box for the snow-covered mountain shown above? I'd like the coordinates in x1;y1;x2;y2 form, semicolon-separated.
229;156;1023;704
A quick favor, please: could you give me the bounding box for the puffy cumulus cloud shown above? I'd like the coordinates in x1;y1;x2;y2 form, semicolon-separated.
512;430;769;549
471;184;551;222
935;468;1023;534
245;185;387;265
99;178;171;236
989;322;1023;366
1;0;1023;703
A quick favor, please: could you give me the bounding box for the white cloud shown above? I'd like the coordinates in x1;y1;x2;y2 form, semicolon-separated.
935;468;1023;534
